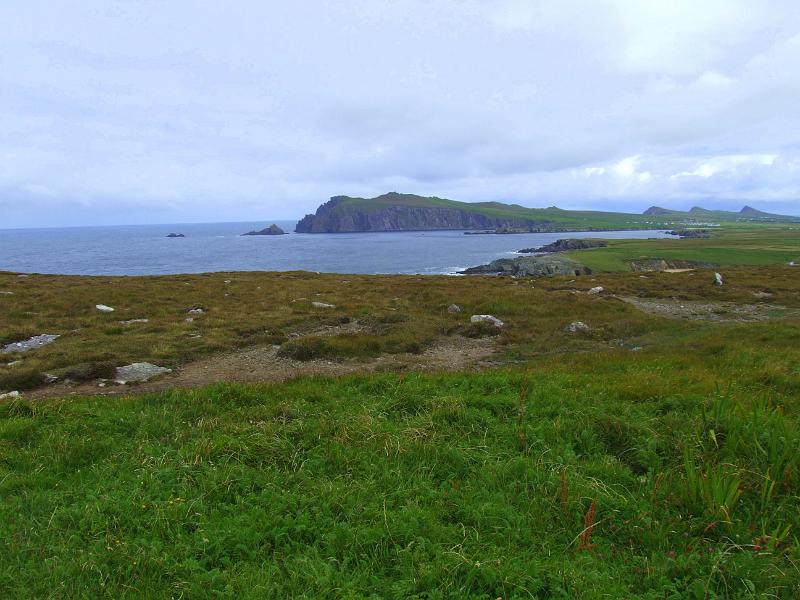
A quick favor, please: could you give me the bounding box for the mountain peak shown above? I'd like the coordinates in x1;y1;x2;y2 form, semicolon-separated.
643;206;672;216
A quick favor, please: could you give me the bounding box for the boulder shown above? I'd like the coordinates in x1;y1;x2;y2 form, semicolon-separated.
0;291;13;295
115;363;172;384
242;224;287;236
0;391;21;400
1;334;60;354
447;304;461;313
312;301;336;309
470;315;504;327
565;321;590;333
119;319;149;325
96;304;115;313
587;286;604;295
187;307;205;315
714;272;724;286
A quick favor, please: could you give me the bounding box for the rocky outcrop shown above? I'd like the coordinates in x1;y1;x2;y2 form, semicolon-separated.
115;363;172;384
1;334;60;354
461;255;592;277
629;259;715;272
243;224;287;236
295;195;556;233
519;239;608;253
666;229;710;238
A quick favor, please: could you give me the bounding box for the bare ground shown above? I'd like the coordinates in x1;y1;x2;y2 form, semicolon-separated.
618;297;798;322
28;334;497;400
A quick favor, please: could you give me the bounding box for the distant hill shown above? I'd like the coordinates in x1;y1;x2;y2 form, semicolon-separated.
295;194;800;233
642;205;798;222
296;193;660;233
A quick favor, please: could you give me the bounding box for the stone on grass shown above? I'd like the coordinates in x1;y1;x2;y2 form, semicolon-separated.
119;319;149;325
471;315;504;327
714;272;724;286
1;334;60;354
587;286;604;295
187;307;205;315
0;291;13;295
565;321;590;333
447;304;461;313
0;390;21;399
312;301;335;309
115;363;172;384
96;304;115;312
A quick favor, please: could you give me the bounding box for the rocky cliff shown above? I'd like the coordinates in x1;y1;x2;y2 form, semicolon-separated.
295;195;556;233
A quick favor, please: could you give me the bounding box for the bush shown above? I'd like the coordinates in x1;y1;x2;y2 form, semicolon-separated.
54;361;117;382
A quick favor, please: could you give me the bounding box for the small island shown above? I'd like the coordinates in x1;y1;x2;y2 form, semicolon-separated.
166;233;185;238
242;224;287;236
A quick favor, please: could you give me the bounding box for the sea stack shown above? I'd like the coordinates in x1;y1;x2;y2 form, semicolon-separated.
242;224;287;236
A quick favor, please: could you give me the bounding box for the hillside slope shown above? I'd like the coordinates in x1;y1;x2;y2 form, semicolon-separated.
295;193;662;233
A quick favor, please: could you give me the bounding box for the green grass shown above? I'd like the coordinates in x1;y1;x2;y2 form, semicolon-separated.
571;227;800;272
1;319;799;597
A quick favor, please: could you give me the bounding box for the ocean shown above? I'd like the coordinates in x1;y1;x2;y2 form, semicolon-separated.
0;222;671;276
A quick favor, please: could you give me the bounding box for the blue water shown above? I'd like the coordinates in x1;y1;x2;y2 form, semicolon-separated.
0;222;672;276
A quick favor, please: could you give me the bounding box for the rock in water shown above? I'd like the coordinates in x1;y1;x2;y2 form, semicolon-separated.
1;334;60;354
714;272;724;286
565;321;590;333
242;224;287;236
447;304;461;313
166;233;185;238
96;304;115;312
470;315;504;327
115;363;172;384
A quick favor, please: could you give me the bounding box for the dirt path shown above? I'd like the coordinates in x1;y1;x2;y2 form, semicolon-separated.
29;335;498;399
619;297;797;322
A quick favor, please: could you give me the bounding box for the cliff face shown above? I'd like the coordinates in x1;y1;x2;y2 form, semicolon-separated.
295;196;555;233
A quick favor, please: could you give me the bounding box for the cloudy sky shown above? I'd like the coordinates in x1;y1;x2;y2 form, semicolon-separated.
2;0;800;228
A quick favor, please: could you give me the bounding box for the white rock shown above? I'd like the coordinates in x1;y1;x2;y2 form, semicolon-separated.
565;321;590;333
187;307;205;315
96;304;115;312
471;314;504;327
312;301;335;309
119;319;149;325
788;261;796;267
0;291;13;295
588;286;604;295
0;390;21;399
1;334;60;354
714;272;724;286
115;363;172;384
447;304;461;313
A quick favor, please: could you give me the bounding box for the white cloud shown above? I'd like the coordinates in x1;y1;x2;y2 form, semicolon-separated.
1;0;800;227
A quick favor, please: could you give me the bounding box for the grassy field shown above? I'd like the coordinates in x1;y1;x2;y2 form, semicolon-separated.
2;229;800;597
572;227;800;272
3;262;800;393
1;319;799;597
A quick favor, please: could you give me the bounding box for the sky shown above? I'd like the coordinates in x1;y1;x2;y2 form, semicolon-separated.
2;0;800;228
